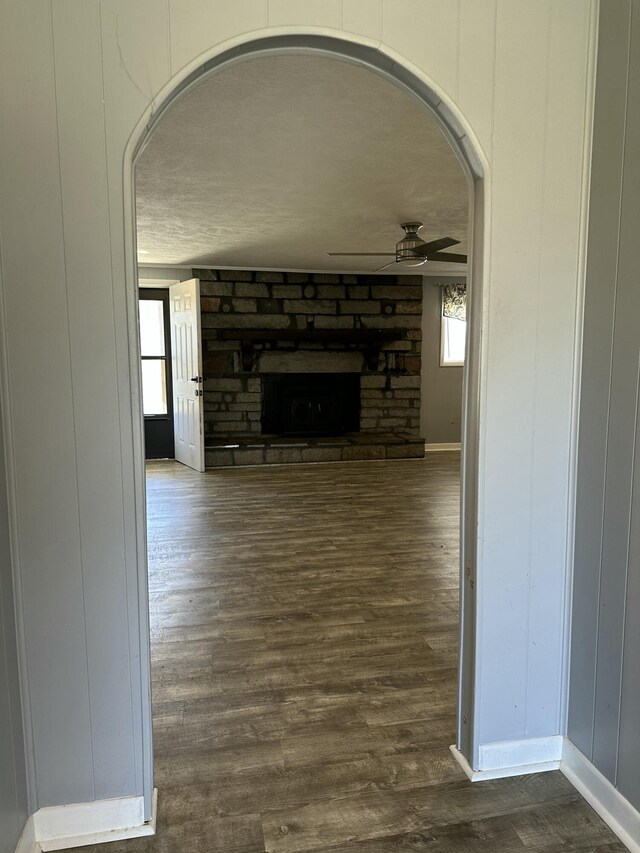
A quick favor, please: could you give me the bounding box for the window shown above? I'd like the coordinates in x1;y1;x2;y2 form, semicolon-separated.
440;283;467;366
139;297;168;415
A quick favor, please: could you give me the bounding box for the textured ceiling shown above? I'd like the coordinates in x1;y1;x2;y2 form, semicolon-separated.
135;54;469;275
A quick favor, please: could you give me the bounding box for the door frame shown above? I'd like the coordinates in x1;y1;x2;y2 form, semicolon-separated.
124;33;488;816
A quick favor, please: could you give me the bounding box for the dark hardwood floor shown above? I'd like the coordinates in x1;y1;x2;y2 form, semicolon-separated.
73;455;625;852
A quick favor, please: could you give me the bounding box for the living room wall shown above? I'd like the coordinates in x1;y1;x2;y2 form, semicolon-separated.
569;0;640;810
0;0;596;822
420;276;464;445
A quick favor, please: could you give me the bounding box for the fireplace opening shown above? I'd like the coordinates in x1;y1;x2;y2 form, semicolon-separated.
262;373;360;437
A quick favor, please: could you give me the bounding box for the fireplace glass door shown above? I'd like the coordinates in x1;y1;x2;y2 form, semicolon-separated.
262;373;360;437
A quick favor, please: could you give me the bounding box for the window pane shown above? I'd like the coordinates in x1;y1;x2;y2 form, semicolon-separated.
139;300;165;356
141;359;167;415
442;316;466;365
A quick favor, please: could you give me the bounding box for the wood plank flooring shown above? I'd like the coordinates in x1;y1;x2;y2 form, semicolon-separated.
72;456;625;852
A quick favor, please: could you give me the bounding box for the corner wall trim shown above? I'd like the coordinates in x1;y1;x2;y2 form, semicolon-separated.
14;816;37;853
26;789;157;852
450;736;563;781
561;740;640;853
425;442;461;452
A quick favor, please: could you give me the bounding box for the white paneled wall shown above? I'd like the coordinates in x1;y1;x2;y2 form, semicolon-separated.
0;0;596;815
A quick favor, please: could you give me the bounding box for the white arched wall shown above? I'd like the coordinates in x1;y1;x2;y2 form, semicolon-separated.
128;32;486;798
0;0;596;835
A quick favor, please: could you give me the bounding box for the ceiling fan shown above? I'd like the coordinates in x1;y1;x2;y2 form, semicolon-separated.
327;222;467;269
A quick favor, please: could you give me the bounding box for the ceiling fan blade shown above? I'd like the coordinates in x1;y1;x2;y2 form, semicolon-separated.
326;252;395;256
372;261;397;272
426;251;468;263
414;236;460;256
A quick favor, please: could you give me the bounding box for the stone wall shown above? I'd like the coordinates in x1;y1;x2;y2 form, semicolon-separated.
195;269;422;440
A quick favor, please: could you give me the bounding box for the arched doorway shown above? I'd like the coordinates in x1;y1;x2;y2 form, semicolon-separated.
124;33;486;819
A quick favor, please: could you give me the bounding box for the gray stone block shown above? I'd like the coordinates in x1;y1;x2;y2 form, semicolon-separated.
228;402;261;412
205;378;242;391
214;422;247;433
272;285;302;299
301;447;342;463
371;285;422;300
316;285;346;299
346;285;369;299
361;375;386;388
386;443;425;459
389;376;421;389
194;268;219;281
265;447;303;465
233;448;265;466
235;282;269;297
342;444;386;460
200;281;233;297
232;298;257;313
312;273;341;284
257;298;285;313
340;300;381;314
256;271;284;282
284;299;336;315
313;316;355;329
201;297;221;312
202;312;289;329
214;410;244;420
220;270;252;281
205;448;234;467
395;301;423;314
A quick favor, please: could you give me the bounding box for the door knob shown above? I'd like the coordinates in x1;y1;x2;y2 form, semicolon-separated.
190;376;203;382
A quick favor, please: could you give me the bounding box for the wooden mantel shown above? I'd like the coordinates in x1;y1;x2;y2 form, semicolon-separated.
217;328;403;371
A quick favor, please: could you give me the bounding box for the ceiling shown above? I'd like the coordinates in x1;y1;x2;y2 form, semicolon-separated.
135;54;469;276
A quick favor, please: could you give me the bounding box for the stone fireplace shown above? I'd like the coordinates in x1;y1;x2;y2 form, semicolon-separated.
196;268;424;466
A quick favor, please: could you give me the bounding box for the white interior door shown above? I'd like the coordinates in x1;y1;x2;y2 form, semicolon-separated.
169;278;205;471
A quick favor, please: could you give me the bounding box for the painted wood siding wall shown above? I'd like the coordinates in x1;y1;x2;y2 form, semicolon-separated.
0;0;594;811
569;0;640;810
0;390;28;852
420;277;464;444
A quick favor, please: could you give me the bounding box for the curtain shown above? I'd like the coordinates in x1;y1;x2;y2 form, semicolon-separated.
442;283;467;321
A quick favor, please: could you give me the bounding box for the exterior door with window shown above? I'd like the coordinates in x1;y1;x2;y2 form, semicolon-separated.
169;278;205;472
139;289;174;459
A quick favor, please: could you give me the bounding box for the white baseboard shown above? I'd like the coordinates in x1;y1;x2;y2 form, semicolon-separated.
425;442;461;452
14;815;37;853
24;789;157;852
450;735;563;781
450;738;640;849
561;740;640;852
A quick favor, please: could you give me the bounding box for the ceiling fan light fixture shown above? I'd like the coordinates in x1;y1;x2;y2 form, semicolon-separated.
395;221;428;266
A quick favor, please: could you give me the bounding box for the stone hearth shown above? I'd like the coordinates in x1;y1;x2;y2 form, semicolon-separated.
205;432;425;468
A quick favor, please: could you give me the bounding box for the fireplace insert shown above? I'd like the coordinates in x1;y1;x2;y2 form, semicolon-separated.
261;373;360;437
